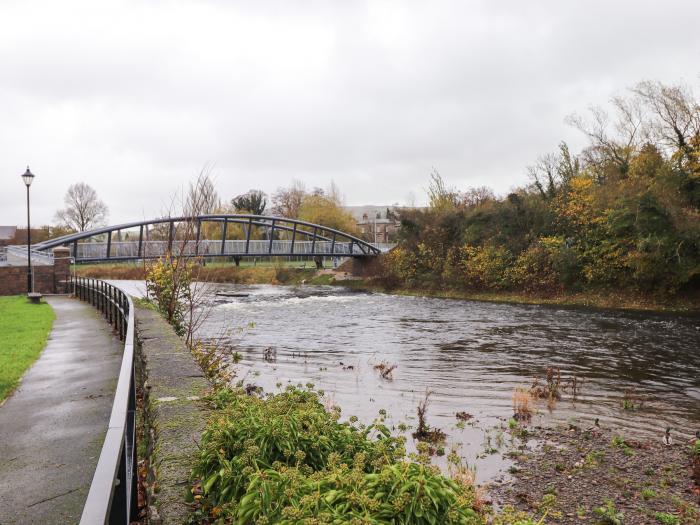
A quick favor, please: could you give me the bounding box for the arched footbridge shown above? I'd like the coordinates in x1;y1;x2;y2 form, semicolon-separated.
32;214;388;263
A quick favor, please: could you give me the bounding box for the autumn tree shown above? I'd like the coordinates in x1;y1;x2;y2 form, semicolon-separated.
54;182;109;232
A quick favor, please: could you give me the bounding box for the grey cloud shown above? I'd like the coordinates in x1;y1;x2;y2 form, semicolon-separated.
1;0;698;225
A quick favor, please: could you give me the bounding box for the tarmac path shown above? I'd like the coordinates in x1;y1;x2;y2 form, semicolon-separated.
0;296;122;524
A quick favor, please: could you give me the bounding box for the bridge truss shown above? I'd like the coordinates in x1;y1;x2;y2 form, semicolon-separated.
33;214;382;263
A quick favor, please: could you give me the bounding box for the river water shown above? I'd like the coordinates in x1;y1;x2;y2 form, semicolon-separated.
114;281;700;482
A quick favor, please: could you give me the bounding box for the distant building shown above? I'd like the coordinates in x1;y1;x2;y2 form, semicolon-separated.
343;206;401;243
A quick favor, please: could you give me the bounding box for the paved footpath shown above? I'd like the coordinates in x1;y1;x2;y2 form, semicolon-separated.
0;296;122;525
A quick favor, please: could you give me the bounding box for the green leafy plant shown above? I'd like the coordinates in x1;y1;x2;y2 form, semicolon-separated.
654;512;679;525
594;499;624;524
191;386;485;524
640;488;656;500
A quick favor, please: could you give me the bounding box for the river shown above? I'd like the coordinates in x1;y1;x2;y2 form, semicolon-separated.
113;280;700;482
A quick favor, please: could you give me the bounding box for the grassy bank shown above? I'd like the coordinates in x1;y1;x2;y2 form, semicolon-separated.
0;296;55;402
74;262;336;286
338;278;700;315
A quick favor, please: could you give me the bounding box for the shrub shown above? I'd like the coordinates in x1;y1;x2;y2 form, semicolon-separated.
191;386;486;524
460;244;513;290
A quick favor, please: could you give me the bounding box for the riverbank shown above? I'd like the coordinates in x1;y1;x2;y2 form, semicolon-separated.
493;425;700;524
74;263;336;286
338;277;700;316
73;262;700;314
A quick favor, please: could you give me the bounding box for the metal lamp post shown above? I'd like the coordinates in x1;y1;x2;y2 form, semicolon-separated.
21;167;35;294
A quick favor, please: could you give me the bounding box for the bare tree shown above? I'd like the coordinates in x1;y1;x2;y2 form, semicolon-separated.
54;182;109;232
145;170;217;347
566;97;643;179
271;179;307;218
527;142;580;199
632;80;700;164
461;185;496;207
185;171;220;216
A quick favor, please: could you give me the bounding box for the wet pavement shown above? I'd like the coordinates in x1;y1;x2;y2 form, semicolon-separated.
0;296;122;524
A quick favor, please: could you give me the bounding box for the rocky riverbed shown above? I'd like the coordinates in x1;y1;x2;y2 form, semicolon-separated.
493;425;700;524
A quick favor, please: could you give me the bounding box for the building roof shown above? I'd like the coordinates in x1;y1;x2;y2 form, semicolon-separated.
0;226;17;241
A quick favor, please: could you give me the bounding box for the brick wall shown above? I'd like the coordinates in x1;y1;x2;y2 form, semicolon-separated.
0;248;72;296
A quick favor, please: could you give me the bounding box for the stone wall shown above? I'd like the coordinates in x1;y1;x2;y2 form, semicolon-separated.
134;305;210;524
0;248;71;296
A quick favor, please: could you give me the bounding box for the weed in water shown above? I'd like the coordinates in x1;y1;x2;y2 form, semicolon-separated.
411;389;446;444
530;367;562;401
512;387;533;422
373;360;397;380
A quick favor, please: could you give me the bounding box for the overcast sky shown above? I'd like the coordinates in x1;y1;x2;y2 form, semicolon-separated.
1;0;698;226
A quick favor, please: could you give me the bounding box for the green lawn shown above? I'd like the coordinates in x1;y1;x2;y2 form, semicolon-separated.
0;296;55;402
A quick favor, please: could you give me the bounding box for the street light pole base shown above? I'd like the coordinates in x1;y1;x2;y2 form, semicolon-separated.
27;292;43;304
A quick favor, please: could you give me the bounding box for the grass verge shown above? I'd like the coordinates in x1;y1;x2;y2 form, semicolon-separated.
0;296;55;402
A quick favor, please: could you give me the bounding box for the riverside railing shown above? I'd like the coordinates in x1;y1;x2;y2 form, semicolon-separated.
72;277;137;524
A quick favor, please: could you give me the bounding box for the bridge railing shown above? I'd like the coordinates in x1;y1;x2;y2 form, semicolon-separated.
71;239;369;261
5;245;55;265
72;277;137;524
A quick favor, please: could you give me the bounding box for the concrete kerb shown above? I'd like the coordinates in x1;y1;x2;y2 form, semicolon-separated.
134;305;211;525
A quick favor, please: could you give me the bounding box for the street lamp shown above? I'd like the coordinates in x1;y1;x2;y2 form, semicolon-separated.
21;167;35;294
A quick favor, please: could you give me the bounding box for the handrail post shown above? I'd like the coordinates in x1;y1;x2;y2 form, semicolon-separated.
245;218;252;254
268;220;276;255
137;225;144;259
220;218;228;255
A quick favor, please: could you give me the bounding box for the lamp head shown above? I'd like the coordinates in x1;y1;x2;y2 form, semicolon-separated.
21;166;35;187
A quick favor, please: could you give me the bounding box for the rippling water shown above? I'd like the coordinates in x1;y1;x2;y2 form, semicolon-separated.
113;280;700;481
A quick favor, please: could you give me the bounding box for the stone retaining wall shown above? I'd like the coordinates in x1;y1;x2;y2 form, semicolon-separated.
134;305;211;524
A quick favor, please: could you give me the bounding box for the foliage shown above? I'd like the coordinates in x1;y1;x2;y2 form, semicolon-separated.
191;386;490;524
298;193;358;234
0;296;55;401
144;254;193;337
385;79;700;298
593;499;624;524
654;512;679;525
231;189;267;215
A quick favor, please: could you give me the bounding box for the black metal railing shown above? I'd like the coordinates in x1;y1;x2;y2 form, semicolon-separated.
72;277;137;524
